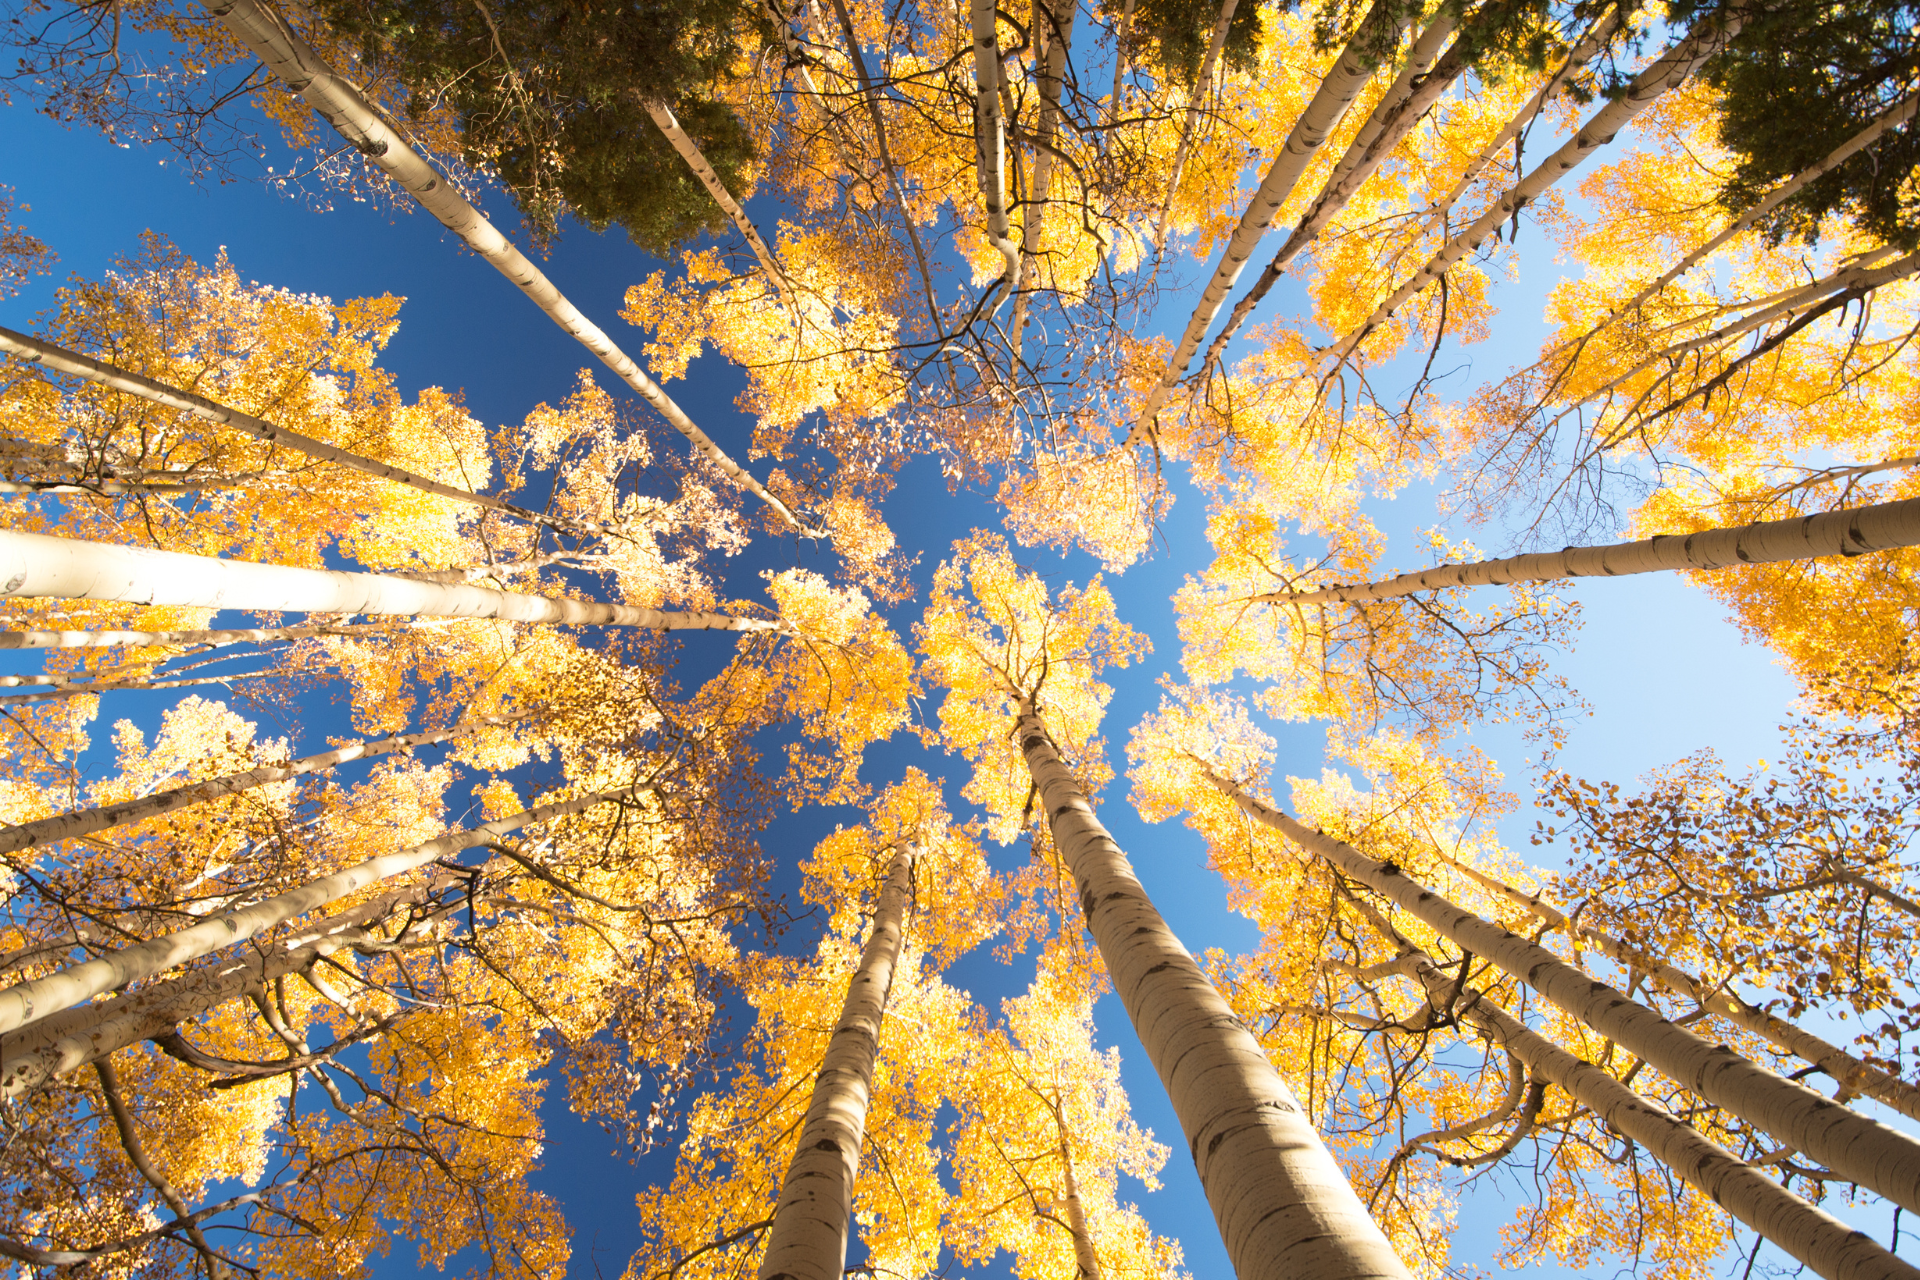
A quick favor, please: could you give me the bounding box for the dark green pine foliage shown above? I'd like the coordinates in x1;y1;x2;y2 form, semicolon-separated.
1121;0;1266;86
1698;0;1920;248
311;0;759;253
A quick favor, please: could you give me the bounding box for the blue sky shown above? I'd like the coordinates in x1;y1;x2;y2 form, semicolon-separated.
0;74;1847;1280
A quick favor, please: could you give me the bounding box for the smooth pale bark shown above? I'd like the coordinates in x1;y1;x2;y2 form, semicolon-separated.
1376;934;1920;1280
0;623;383;650
1435;855;1920;1124
1401;9;1622;250
1566;248;1920;416
0;479;214;497
0;787;635;1035
1125;0;1406;447
0;528;780;632
1056;1121;1104;1280
199;0;815;536
1321;9;1737;369
1019;705;1410;1280
1199;13;1462;375
757;845;914;1280
973;0;1023;288
1150;0;1242;254
0;877;445;1097
1212;772;1920;1217
0;672;267;707
1253;494;1920;606
1108;0;1137;115
1009;0;1080;358
0;717;511;856
0;326;594;538
645;101;799;317
1557;88;1920;363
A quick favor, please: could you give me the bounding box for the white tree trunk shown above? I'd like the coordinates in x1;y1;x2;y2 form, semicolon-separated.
757;845;915;1280
1009;0;1080;358
0;876;446;1097
0;716;512;857
0;325;594;538
1020;706;1410;1280
1056;1120;1104;1280
0;529;779;632
1150;0;1243;254
0;787;635;1035
1377;934;1920;1280
1211;772;1920;1218
1125;0;1406;446
0;622;388;650
1321;9;1738;369
1253;494;1920;606
973;0;1023;289
644;101;799;317
1434;855;1920;1124
1199;12;1461;374
198;0;816;536
1560;88;1920;362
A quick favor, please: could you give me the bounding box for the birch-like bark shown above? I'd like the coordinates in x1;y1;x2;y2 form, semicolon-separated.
0;528;780;632
1198;13;1462;375
1019;705;1410;1280
1150;0;1242;254
757;845;914;1280
0;877;445;1097
1253;493;1920;606
1125;0;1407;446
0;326;597;539
1211;772;1920;1217
0;672;267;708
0;787;635;1035
973;0;1023;289
1009;0;1080;358
1055;1118;1104;1280
1108;0;1137;116
1564;248;1920;417
1321;7;1738;369
0;717;511;857
1370;930;1920;1280
198;0;816;536
0;623;386;650
644;100;799;317
1553;88;1920;364
1433;855;1920;1124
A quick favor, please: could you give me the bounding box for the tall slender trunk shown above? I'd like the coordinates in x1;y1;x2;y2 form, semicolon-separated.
1251;494;1920;606
1352;912;1920;1280
1107;0;1136;117
0;787;636;1035
1434;855;1920;1124
644;101;800;318
757;845;915;1280
1009;0;1079;358
1020;705;1410;1280
198;0;816;536
0;876;447;1097
0;622;392;650
1199;12;1463;376
1150;0;1242;254
0;326;595;539
1552;88;1920;367
0;672;269;707
1125;0;1407;447
0;528;779;632
1209;770;1920;1218
973;0;1023;290
1054;1112;1104;1280
1321;8;1739;370
0;717;513;857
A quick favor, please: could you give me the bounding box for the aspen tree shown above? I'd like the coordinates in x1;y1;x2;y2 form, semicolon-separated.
200;0;817;535
1211;771;1920;1218
918;534;1412;1280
